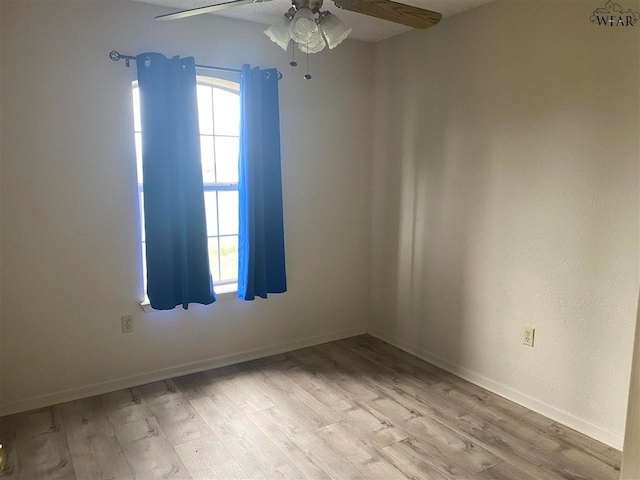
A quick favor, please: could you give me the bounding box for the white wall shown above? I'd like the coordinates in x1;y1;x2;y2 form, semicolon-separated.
0;0;373;414
370;0;639;449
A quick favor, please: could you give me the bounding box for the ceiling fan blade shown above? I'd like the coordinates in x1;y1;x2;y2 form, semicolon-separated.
155;0;260;21
332;0;441;29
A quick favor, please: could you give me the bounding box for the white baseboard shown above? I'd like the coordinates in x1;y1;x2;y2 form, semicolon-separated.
0;326;367;417
368;328;624;451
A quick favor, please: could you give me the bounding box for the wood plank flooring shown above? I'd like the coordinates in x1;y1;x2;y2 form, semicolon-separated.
0;335;622;479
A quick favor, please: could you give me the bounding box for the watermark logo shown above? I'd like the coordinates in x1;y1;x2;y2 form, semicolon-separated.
590;1;639;26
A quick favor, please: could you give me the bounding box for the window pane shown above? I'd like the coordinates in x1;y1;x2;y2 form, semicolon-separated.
132;87;141;132
204;191;218;236
218;191;238;236
200;136;215;183
213;88;240;136
208;237;220;282
215;136;239;183
135;132;144;183
197;84;214;135
220;235;238;281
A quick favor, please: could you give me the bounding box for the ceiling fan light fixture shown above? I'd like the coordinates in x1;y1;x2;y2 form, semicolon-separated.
264;15;292;50
319;12;352;49
289;8;319;44
298;33;327;53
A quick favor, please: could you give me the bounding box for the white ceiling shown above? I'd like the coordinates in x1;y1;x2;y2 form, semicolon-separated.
132;0;494;42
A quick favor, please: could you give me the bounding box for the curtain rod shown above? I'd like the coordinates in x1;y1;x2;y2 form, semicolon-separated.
109;51;282;80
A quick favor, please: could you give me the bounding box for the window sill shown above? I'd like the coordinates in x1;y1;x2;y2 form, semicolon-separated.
140;283;238;312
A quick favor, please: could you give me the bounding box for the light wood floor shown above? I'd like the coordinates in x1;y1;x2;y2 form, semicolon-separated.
0;335;622;479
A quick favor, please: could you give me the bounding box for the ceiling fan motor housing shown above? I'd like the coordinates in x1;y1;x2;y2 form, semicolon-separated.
293;0;324;14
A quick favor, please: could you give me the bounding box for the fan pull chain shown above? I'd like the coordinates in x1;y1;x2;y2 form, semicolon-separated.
304;43;312;80
289;40;297;67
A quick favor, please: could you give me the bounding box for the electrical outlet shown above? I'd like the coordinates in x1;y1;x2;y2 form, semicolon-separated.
523;326;535;347
121;315;134;333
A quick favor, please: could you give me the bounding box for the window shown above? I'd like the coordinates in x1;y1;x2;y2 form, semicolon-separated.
132;77;241;294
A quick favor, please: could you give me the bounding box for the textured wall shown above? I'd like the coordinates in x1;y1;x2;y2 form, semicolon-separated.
370;0;639;448
0;0;373;412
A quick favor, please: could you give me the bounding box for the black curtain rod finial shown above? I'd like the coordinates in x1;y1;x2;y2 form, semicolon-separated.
110;50;135;67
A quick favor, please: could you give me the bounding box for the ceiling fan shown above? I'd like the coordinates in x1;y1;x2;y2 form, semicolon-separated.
156;0;442;55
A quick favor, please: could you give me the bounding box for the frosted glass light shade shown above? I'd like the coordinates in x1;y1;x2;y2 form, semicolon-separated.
264;15;291;51
298;34;326;53
319;13;352;49
289;8;319;44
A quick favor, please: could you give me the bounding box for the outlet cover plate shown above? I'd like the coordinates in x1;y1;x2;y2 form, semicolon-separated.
523;326;535;347
121;315;134;333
